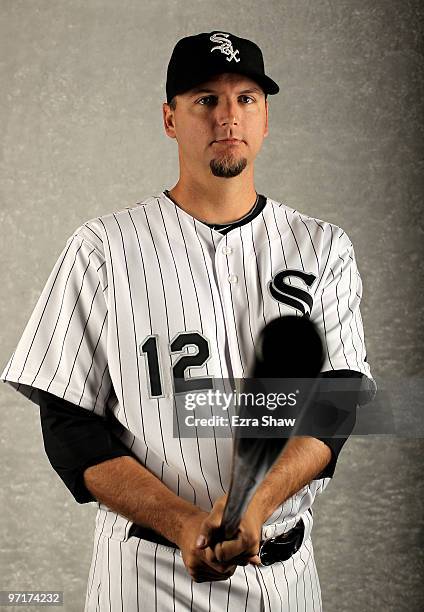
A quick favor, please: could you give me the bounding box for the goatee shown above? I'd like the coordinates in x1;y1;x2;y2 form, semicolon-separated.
210;156;247;178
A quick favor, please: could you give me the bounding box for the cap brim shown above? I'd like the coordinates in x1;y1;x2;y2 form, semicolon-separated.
172;67;279;99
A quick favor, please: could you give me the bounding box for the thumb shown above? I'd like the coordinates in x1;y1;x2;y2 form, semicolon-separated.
195;518;211;549
196;534;208;549
248;555;261;565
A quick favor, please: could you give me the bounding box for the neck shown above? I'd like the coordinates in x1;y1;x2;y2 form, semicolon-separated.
167;173;258;225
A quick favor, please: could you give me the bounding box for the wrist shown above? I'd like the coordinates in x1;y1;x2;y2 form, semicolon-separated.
172;504;206;548
245;494;270;528
247;480;284;525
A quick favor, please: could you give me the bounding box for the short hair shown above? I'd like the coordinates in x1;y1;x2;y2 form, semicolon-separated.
168;92;268;110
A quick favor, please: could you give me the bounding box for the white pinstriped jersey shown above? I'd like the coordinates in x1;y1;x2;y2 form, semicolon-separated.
1;191;373;548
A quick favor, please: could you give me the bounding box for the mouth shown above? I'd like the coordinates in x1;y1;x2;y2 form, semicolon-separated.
213;138;244;146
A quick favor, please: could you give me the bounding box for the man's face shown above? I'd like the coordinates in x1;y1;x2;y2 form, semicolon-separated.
163;73;269;179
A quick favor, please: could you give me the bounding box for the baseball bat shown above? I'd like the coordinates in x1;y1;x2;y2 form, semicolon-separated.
211;315;324;545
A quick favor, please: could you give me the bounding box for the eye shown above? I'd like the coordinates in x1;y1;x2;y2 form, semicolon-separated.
239;95;255;104
197;96;217;105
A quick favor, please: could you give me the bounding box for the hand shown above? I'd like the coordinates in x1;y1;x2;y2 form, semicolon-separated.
175;510;238;583
196;494;263;567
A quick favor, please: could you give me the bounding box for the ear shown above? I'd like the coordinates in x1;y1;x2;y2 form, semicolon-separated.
163;102;177;139
263;98;269;138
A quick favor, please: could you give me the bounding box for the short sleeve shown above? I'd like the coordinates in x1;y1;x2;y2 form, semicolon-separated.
0;233;111;415
312;230;375;388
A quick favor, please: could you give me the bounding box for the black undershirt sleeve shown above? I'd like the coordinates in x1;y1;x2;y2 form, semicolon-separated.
38;389;137;504
313;369;367;479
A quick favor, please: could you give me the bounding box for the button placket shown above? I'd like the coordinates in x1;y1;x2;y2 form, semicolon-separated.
213;235;244;377
222;246;233;255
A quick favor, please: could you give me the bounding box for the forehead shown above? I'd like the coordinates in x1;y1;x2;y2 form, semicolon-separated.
184;72;265;96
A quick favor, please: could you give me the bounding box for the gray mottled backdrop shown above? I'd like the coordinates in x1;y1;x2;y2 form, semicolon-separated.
1;1;423;611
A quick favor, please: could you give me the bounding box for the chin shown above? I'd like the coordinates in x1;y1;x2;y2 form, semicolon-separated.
210;157;248;178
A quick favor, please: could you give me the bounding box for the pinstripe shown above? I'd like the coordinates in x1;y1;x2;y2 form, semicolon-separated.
174;206;206;338
271;202;293;289
99;219;129;427
296;549;308;612
119;541;123;612
49;242;107;410
190;577;194;611
127;208;153;446
63;277;101;396
262;211;282;318
143;205;198;503
193;219;227;494
154;545;158;612
309;544;323;610
174;205;215;507
142;206;170;339
320;289;334;370
314;224;334;294
84;223;102;243
346;257;361;370
250;222;267;327
34;242;94;389
239;226;256;355
107;537;111;612
83;314;108;412
136;539;141;612
298;216;319;272
11;238;77;383
303;546;316;612
172;549;176;612
125;208;170;459
291;553;300;612
279;560;291;611
225;577;232;611
158;201;188;328
284;209;305;270
349;254;367;365
242;566;250;612
255;566;271;612
332;265;349;367
270;564;284;611
224;232;247;375
113;213;155;443
87;512;108;604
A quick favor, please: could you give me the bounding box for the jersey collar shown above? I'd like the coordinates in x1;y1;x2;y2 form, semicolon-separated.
162;190;267;235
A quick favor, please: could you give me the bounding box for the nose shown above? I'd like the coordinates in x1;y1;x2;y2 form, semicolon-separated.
215;97;240;126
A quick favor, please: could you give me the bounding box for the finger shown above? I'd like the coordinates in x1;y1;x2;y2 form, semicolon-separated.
193;565;236;582
204;545;233;570
197;518;224;549
214;539;257;564
217;552;260;567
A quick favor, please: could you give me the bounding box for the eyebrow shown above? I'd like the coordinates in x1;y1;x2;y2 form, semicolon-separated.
188;87;263;97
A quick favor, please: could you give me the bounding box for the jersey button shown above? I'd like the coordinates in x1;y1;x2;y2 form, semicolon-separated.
228;274;238;284
222;246;233;255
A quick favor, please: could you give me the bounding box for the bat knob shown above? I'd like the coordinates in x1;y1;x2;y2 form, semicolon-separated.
254;315;324;378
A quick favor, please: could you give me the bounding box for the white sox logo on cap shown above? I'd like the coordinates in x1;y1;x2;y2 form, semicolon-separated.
209;32;240;63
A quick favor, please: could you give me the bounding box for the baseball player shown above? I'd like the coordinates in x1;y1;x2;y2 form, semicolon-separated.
1;31;375;611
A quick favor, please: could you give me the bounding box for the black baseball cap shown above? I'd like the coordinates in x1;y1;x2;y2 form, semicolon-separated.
166;31;279;103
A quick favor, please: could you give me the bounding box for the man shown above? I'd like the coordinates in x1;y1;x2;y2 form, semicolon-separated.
1;31;375;610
